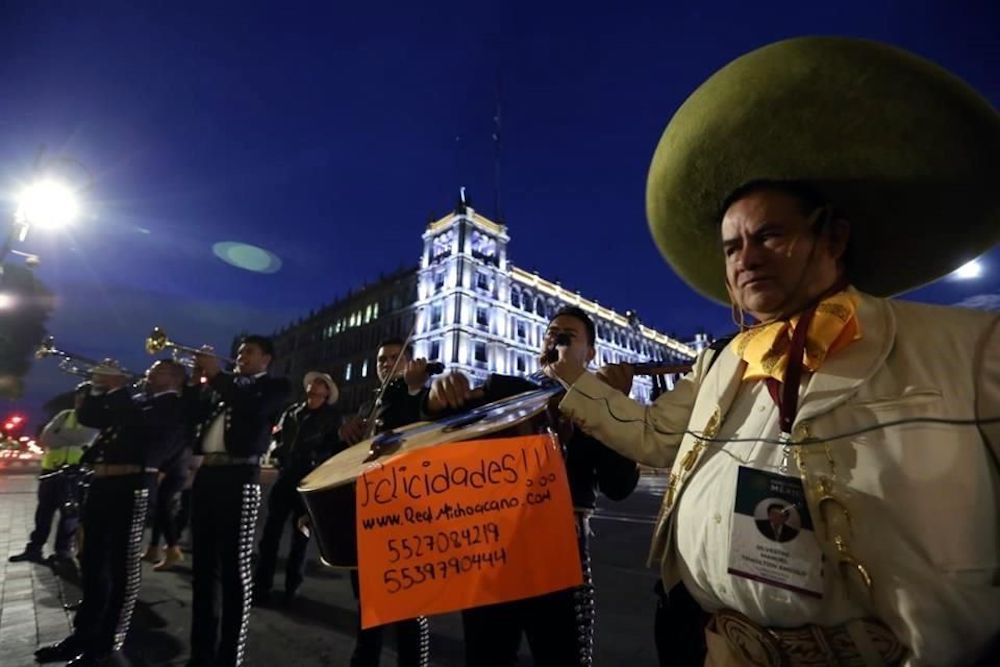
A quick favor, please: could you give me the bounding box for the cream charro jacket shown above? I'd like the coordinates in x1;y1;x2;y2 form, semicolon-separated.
559;289;1000;664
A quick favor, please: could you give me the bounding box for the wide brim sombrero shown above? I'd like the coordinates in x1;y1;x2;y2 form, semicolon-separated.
646;36;1000;304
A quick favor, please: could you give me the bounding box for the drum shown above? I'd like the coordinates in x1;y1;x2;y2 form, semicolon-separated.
298;386;561;568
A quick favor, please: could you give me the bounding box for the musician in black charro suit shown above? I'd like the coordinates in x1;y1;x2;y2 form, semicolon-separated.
426;306;640;667
35;359;188;667
338;337;432;667
187;335;291;667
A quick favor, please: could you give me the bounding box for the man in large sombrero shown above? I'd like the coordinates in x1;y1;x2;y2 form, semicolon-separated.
546;37;1000;665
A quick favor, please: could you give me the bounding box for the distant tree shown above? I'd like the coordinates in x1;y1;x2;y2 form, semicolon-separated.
0;262;54;399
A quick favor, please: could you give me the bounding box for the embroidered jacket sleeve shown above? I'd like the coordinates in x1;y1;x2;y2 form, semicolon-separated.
557;349;710;469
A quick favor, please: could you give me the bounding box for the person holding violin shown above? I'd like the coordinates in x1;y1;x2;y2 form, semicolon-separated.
339;337;433;667
426;306;640;667
339;337;431;446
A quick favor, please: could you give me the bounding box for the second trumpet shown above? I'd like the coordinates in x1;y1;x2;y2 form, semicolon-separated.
145;327;234;367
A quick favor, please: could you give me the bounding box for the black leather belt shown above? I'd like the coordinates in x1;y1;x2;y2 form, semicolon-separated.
201;453;261;467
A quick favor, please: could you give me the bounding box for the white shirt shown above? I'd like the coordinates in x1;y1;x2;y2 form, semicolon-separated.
674;379;867;629
201;372;266;453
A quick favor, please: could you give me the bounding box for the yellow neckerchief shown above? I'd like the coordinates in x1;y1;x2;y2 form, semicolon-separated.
732;290;862;382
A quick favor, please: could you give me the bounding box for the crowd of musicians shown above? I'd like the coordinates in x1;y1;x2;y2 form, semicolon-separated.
9;35;1000;667
15;306;645;667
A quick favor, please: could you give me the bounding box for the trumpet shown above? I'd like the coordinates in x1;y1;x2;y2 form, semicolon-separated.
145;326;234;368
35;336;137;381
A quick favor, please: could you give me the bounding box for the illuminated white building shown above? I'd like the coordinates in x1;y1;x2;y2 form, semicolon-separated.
273;199;701;413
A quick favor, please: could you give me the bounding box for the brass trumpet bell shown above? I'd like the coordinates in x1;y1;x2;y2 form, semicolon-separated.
145;327;169;355
145;326;233;366
34;336;133;380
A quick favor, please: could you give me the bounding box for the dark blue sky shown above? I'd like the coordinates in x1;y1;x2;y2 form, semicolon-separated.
2;1;998;420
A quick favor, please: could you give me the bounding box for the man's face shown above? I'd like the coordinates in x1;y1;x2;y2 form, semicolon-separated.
721;190;846;322
376;344;408;383
145;361;179;393
768;507;787;527
541;315;595;367
236;342;270;375
305;379;330;409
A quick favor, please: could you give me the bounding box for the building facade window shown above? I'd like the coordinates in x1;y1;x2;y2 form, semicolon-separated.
273;208;696;417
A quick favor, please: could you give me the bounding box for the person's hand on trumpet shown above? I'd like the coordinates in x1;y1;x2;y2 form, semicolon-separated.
195;345;221;380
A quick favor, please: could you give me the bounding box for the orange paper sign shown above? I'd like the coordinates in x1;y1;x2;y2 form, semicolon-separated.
355;433;583;628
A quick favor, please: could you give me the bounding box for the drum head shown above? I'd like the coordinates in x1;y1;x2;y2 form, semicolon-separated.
299;386;560;493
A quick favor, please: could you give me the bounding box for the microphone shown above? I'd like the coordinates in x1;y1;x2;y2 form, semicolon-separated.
543;333;572;363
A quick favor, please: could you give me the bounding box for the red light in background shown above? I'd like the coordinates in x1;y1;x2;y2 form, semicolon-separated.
3;414;27;433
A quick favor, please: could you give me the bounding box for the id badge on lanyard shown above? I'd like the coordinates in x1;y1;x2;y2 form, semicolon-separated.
727;465;824;598
726;300;827;599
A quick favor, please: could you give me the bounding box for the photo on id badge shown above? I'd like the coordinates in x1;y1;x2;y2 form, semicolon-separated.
728;467;824;598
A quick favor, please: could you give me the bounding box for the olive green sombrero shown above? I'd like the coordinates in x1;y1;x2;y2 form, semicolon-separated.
646;36;1000;304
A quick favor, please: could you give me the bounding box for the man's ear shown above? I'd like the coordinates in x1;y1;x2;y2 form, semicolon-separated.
586;347;596;364
829;217;851;262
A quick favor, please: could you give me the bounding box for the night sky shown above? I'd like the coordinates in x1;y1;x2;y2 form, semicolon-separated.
2;1;998;423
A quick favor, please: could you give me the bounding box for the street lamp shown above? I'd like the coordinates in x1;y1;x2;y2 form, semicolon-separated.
2;153;89;265
16;179;80;231
952;259;983;280
3;177;81;261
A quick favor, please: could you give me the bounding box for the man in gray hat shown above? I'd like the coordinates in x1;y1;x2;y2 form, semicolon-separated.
254;370;342;604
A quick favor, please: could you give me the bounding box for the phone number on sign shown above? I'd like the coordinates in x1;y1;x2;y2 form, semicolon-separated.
382;548;509;594
387;523;501;563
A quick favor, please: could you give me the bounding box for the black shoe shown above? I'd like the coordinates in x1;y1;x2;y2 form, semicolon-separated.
283;587;299;606
64;599;82;612
65;653;98;667
8;549;44;563
34;636;84;662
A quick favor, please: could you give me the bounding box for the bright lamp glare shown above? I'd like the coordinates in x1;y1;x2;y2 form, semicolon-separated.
953;259;983;280
16;179;80;229
0;293;15;310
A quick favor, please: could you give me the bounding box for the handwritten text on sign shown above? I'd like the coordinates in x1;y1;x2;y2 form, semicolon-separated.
356;434;583;628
